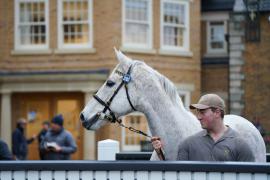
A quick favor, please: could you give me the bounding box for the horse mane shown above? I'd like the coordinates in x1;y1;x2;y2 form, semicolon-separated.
135;60;185;109
156;71;186;109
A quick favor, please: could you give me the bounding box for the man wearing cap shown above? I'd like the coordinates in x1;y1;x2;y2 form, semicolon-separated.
151;94;254;161
40;114;77;160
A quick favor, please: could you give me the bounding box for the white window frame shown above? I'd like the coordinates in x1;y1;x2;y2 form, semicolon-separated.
122;0;153;50
14;0;49;50
206;21;227;54
178;90;191;109
160;0;190;53
175;83;193;109
57;0;93;50
121;112;151;151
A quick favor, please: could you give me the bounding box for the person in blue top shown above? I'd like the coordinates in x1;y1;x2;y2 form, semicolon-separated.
40;114;77;160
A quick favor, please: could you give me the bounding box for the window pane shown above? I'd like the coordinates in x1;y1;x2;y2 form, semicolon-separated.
63;24;89;44
63;1;88;21
39;3;45;22
162;1;186;48
18;1;46;46
63;2;69;21
62;0;90;45
126;0;148;21
164;2;185;25
210;22;225;49
126;23;148;44
124;0;150;46
20;31;30;45
164;26;183;47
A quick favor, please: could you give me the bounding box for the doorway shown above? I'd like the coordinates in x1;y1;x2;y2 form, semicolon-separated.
12;92;84;160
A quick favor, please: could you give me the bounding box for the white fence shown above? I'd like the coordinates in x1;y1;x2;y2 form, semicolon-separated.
0;161;269;180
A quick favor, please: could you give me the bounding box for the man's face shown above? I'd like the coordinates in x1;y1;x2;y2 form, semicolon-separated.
196;108;216;130
50;123;61;132
21;122;27;129
43;124;49;131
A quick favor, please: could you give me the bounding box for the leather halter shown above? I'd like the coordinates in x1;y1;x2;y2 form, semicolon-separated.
93;65;136;123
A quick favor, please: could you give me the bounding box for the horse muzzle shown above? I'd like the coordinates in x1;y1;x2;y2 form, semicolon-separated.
81;113;101;130
81;112;115;130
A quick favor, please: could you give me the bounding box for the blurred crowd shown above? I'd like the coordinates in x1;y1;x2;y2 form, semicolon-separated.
0;114;77;160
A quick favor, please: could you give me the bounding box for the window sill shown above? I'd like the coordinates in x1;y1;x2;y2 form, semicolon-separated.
204;52;228;58
54;48;96;54
120;46;157;54
158;49;193;57
11;49;53;55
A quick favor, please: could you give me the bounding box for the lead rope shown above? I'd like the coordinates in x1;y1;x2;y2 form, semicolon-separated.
114;117;165;160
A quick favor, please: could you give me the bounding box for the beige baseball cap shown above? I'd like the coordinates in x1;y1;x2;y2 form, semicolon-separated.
190;94;225;111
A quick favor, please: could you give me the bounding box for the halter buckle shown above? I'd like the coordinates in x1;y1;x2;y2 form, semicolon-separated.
123;74;131;83
102;112;116;123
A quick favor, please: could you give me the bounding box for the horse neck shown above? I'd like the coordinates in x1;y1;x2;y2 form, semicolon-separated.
141;91;200;140
140;92;200;160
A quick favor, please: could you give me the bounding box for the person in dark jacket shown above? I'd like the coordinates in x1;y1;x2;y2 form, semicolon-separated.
0;139;13;160
40;114;77;160
12;118;36;160
37;121;50;160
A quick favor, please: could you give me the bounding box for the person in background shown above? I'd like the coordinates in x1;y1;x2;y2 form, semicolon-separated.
40;114;77;160
0;138;13;160
151;94;255;162
37;121;50;160
12;118;36;160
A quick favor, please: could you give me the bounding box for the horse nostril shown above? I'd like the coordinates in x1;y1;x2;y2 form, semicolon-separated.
80;113;85;121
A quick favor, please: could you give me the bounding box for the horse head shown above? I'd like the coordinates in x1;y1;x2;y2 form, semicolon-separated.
80;49;144;130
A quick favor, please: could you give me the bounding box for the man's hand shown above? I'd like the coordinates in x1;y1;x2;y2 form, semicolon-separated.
151;136;162;150
45;142;62;152
151;136;165;160
32;134;37;139
53;144;62;152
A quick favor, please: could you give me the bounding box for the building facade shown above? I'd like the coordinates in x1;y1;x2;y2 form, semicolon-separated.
201;0;270;131
0;0;201;159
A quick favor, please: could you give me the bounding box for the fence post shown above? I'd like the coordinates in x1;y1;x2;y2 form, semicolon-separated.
98;139;119;160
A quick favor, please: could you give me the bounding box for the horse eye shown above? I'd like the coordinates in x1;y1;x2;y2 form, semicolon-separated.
106;80;115;87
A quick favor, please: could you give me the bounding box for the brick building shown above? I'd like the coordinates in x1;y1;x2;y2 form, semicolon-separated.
0;0;201;159
201;0;270;131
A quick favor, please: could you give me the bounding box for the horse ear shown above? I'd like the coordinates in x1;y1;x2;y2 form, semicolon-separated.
114;47;132;65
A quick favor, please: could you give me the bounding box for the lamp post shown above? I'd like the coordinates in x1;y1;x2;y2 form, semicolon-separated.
244;0;260;42
244;0;260;21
